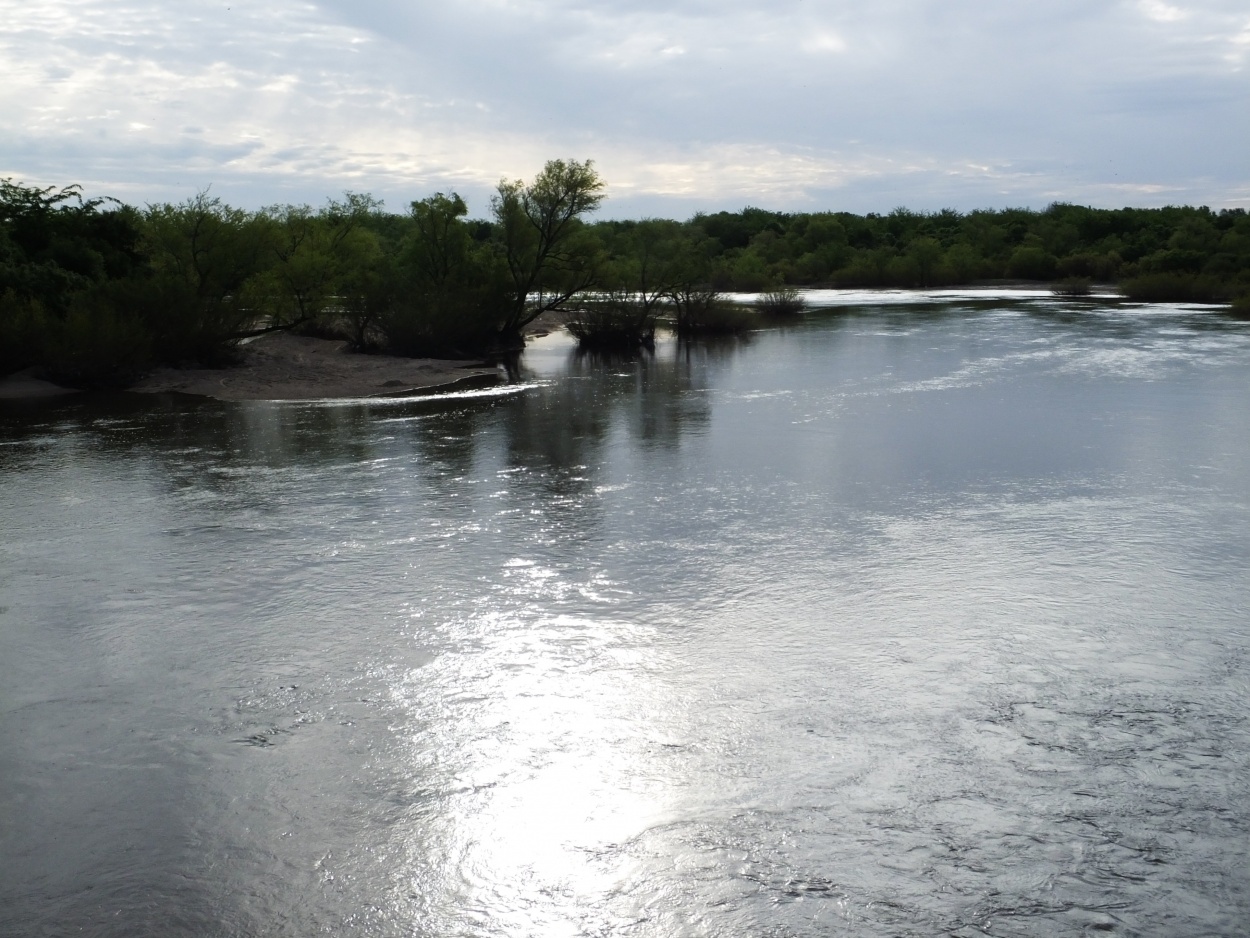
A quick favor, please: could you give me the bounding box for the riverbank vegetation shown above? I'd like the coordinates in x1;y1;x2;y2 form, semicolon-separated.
4;167;1249;388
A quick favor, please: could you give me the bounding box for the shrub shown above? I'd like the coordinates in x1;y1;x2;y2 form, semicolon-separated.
108;274;245;367
1057;251;1121;280
564;291;655;350
1052;277;1093;297
671;287;754;336
755;287;807;317
1119;273;1224;303
0;290;47;375
41;290;152;388
941;243;988;282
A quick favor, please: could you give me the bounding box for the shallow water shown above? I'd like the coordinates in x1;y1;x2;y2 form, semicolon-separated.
2;292;1249;937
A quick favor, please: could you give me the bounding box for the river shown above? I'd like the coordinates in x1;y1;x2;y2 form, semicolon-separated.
2;290;1248;937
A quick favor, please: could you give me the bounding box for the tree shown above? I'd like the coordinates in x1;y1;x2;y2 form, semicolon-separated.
249;193;382;334
492;159;606;341
0;179;149;379
137;191;268;363
906;237;943;286
381;192;506;356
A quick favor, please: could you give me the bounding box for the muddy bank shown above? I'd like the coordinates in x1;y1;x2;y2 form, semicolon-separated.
0;369;81;400
129;333;498;401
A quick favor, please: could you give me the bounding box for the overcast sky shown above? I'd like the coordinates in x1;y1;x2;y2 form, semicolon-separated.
2;0;1247;217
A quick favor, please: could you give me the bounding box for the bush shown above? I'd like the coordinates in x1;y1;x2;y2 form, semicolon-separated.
108;275;245;367
1119;273;1225;303
671;288;754;336
1057;251;1121;280
1052;277;1093;297
0;290;47;375
41;290;152;388
756;287;807;317
564;291;655;350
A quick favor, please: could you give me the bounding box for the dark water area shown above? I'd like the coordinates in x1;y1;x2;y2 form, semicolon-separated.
2;291;1249;937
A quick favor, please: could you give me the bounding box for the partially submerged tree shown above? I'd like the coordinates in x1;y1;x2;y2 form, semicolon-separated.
565;219;687;349
492;159;606;342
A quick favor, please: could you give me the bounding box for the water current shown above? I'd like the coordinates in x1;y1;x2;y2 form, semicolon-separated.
2;291;1249;937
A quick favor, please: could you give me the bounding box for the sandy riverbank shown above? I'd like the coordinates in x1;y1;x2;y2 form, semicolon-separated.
131;333;499;401
0;333;500;402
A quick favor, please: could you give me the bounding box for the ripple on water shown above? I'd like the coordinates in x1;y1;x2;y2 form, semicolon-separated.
1;299;1248;936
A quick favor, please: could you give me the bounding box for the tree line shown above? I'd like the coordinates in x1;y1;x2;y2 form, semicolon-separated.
3;160;1248;388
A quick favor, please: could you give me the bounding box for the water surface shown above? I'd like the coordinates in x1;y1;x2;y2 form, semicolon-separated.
2;291;1249;936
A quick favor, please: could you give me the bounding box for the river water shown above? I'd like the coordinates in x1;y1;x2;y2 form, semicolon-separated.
2;290;1248;937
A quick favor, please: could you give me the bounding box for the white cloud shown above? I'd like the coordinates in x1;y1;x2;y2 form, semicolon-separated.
1138;0;1188;22
802;32;848;54
0;0;1245;213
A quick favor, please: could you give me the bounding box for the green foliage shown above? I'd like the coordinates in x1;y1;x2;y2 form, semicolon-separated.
249;194;383;334
564;290;656;350
6;170;1250;387
139;192;267;363
1007;246;1058;280
381;191;508;356
0;290;47;374
1057;251;1121;280
493;159;607;338
943;242;989;282
669;287;752;336
0;179;145;312
1119;273;1225;303
1;178;150;378
40;289;152;388
907;237;944;286
722;251;773;291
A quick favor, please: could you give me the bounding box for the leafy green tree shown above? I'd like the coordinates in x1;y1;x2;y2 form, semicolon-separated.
248;193;383;335
943;243;986;282
0;179;146;307
382;191;506;356
492;159;606;341
137;191;269;363
1;179;149;378
1007;245;1058;281
907;237;943;286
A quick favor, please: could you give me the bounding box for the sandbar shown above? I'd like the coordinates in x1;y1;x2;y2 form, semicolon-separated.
129;333;498;401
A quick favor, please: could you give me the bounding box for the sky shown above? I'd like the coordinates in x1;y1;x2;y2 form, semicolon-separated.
1;0;1247;218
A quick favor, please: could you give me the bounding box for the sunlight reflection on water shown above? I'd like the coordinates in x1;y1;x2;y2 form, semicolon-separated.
1;294;1249;936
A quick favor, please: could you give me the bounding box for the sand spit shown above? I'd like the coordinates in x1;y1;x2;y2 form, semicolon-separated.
0;333;497;402
127;333;499;401
0;369;80;400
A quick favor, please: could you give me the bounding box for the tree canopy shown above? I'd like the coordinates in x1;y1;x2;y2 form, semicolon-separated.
3;168;1249;387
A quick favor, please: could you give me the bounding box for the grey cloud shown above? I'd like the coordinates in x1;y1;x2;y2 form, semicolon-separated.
0;0;1245;214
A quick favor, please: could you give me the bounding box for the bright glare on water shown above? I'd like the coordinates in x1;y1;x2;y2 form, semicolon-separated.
2;292;1249;937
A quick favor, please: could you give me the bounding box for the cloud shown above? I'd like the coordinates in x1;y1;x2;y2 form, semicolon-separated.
0;0;1246;214
1138;0;1188;23
802;32;849;54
